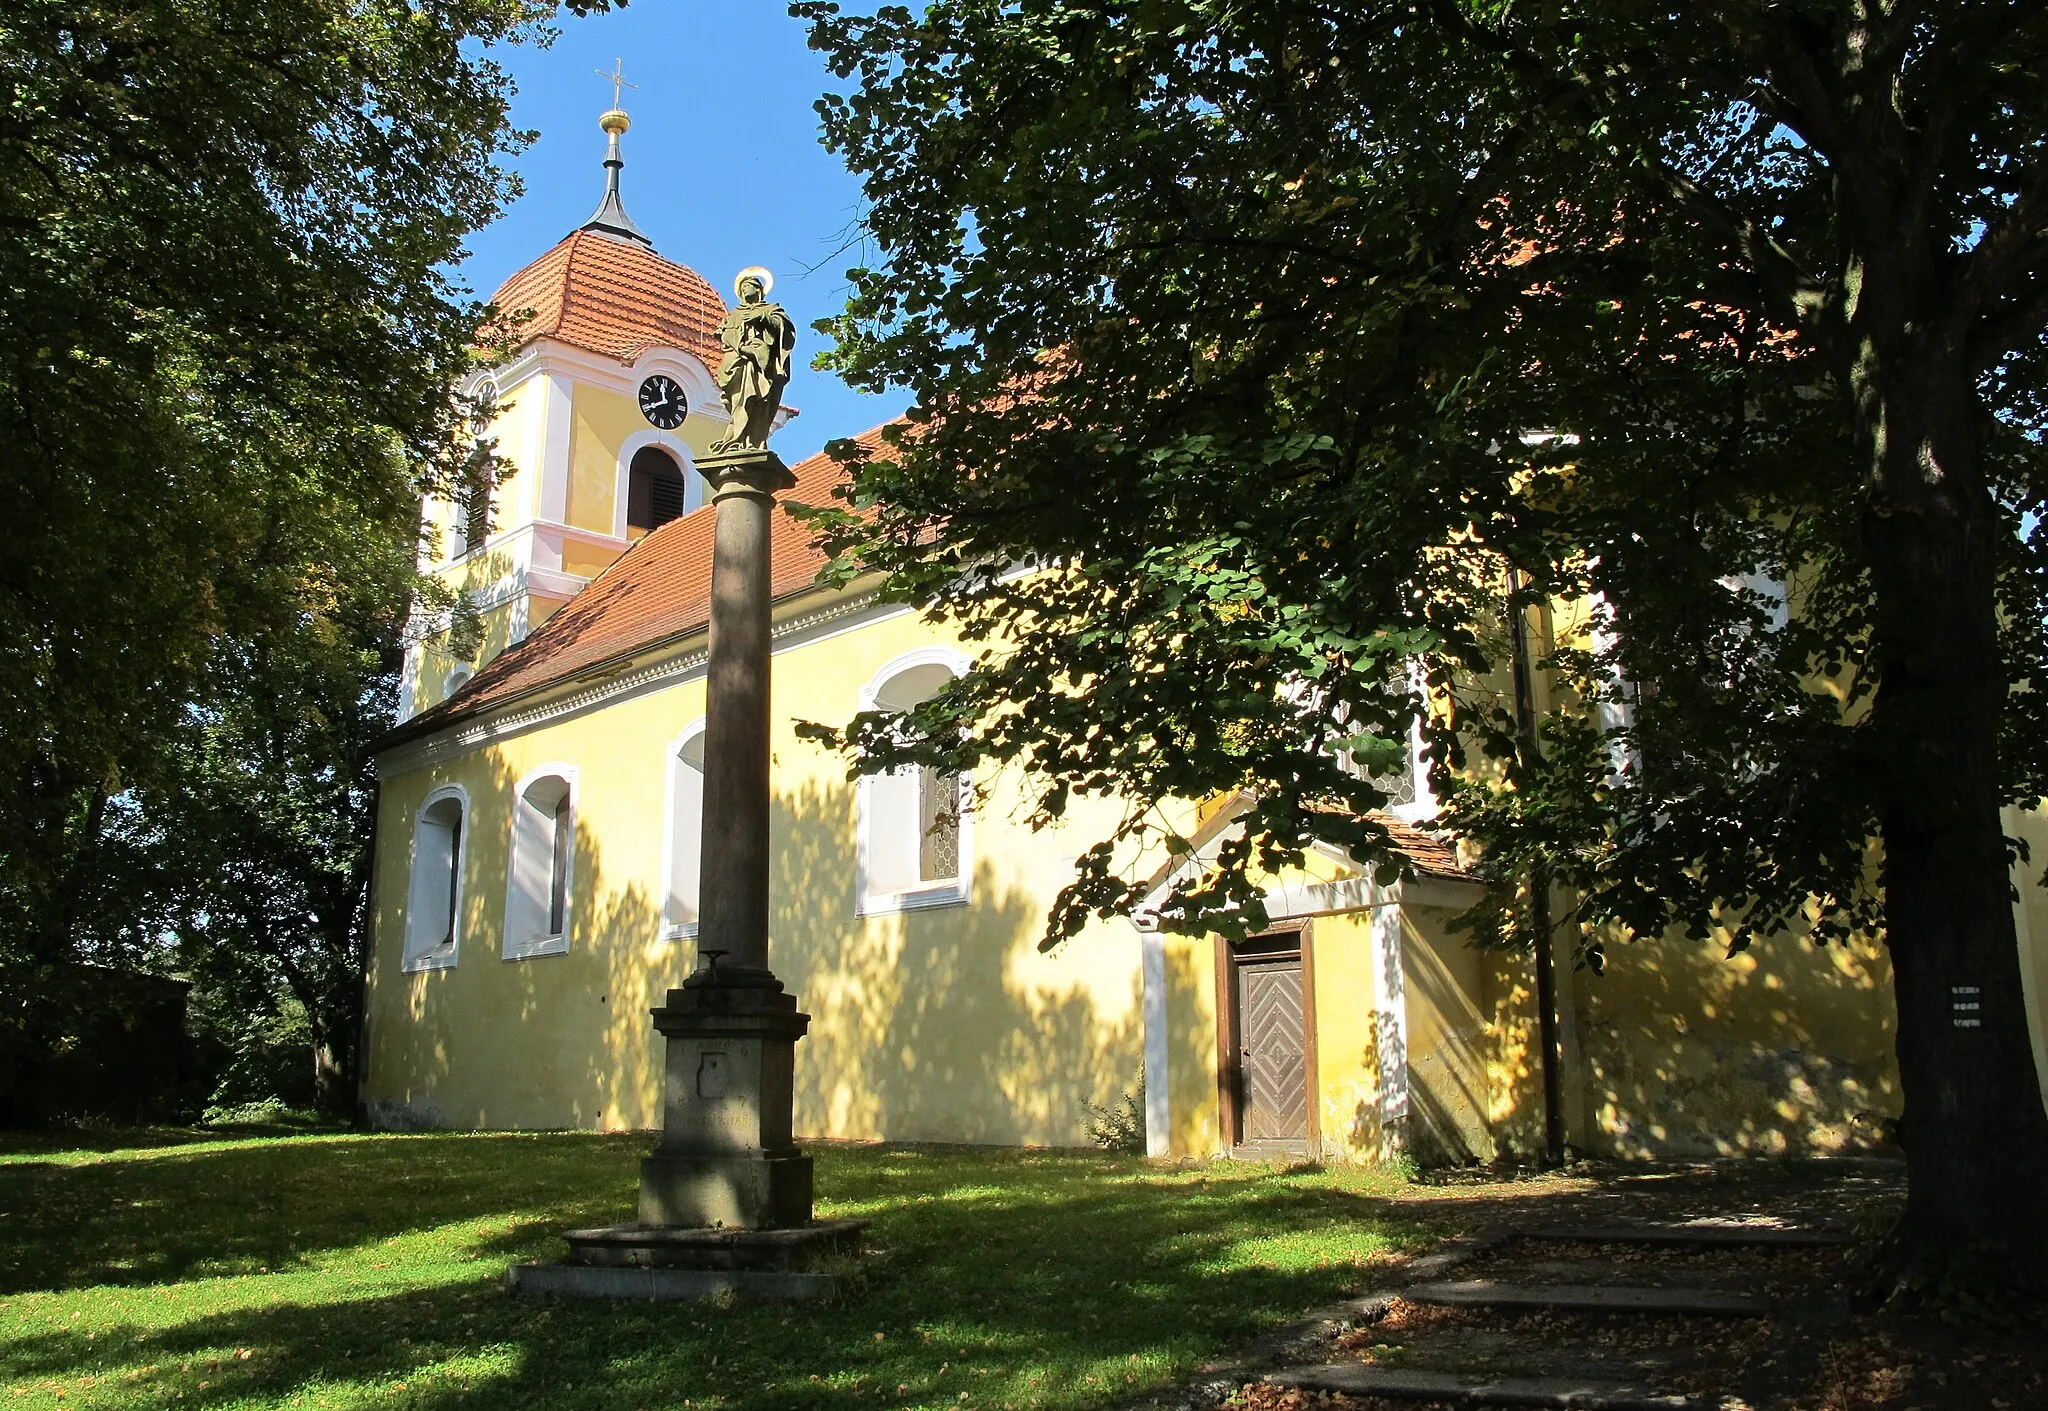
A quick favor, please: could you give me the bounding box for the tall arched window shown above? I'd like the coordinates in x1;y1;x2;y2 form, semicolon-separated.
447;383;497;560
857;650;973;916
626;446;689;537
663;722;707;937
447;441;494;560
505;768;576;959
404;787;468;971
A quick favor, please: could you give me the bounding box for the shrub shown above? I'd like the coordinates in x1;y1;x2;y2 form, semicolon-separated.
1086;1071;1147;1154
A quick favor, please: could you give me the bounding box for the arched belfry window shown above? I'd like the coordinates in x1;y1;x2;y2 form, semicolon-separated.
856;649;974;916
505;767;576;959
448;387;496;559
627;446;689;537
404;787;468;971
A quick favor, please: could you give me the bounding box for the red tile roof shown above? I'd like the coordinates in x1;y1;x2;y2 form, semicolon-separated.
383;428;893;750
485;229;727;372
1143;792;1475;895
1375;814;1471;881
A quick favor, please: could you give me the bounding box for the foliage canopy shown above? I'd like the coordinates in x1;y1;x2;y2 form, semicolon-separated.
0;0;609;1110
795;0;2048;1272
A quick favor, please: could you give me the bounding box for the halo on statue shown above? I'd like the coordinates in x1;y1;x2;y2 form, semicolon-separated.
734;265;775;299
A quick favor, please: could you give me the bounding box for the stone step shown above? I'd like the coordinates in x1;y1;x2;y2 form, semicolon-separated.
1270;1364;1713;1409
1404;1279;1772;1317
1520;1222;1851;1249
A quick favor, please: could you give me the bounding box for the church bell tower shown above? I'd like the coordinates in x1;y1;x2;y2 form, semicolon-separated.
399;81;742;722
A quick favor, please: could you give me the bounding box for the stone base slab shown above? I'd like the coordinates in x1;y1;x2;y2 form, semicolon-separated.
508;1218;866;1303
506;1263;841;1302
563;1217;864;1271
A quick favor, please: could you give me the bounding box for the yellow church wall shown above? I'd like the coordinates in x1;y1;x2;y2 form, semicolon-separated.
1308;909;1378;1162
565;382;630;532
419;384;541;561
370;557;1985;1164
482;382;541;527
1398;907;1496;1165
769;607;1146;1145
365;599;1148;1144
1568;923;1898;1159
1160;933;1220;1158
1482;943;1548;1161
1472;891;1900;1164
2001;808;2048;1117
563;544;624;580
363;676;703;1131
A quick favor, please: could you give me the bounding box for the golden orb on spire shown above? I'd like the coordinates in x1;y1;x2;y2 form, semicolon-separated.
600;108;631;135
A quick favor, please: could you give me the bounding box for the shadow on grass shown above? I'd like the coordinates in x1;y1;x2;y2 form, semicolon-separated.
0;1132;648;1294
0;1118;350;1166
0;1138;1435;1411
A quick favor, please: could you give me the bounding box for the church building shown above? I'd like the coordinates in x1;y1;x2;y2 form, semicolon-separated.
360;106;2048;1163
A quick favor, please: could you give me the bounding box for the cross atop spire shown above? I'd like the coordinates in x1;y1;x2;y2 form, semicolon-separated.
577;71;653;249
597;58;637;114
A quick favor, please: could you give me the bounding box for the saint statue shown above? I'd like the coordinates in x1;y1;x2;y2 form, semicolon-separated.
710;267;797;452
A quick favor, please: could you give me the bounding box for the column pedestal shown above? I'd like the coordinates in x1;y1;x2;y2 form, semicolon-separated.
638;967;813;1229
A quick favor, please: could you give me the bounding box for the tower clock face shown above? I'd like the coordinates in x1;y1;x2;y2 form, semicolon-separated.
637;375;687;430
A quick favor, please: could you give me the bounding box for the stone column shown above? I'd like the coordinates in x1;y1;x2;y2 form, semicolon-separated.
694;448;792;981
637;447;815;1231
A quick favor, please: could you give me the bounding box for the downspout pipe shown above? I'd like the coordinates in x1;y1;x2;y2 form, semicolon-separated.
1508;571;1567;1167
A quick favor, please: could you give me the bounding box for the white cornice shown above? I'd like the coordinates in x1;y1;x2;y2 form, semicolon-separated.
401;554;599;650
377;588;905;777
489;338;728;420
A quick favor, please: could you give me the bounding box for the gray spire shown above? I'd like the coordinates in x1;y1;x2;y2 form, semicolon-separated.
578;107;654;248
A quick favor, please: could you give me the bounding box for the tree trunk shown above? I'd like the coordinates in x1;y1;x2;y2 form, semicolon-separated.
1861;349;2048;1287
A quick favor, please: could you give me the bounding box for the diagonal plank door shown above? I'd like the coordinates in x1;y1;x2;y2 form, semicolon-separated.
1238;958;1308;1142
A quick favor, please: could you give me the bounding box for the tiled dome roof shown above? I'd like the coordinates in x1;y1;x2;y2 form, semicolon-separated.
485;229;727;372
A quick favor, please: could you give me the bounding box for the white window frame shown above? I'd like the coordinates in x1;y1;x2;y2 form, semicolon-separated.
660;717;708;940
503;764;579;961
1328;664;1437;824
1385;706;1438;825
612;429;703;541
403;783;470;973
855;646;975;917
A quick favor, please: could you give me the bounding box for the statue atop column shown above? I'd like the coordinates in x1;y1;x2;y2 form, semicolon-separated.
710;267;796;452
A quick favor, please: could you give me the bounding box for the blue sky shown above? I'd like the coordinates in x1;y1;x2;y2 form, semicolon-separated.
458;5;900;461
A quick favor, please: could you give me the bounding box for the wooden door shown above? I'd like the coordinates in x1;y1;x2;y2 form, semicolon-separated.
1236;955;1308;1144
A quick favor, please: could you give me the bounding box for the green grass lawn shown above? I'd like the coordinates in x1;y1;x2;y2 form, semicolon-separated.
0;1130;1439;1410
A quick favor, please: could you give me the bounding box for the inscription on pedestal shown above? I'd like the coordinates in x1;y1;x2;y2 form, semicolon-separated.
697;1052;728;1098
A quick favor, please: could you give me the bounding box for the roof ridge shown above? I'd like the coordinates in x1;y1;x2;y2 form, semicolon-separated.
553;230;583;341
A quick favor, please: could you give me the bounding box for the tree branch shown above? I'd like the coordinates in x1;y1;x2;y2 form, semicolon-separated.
1905;0;2037;213
1955;171;2048;328
1968;270;2048;376
1634;154;1835;339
